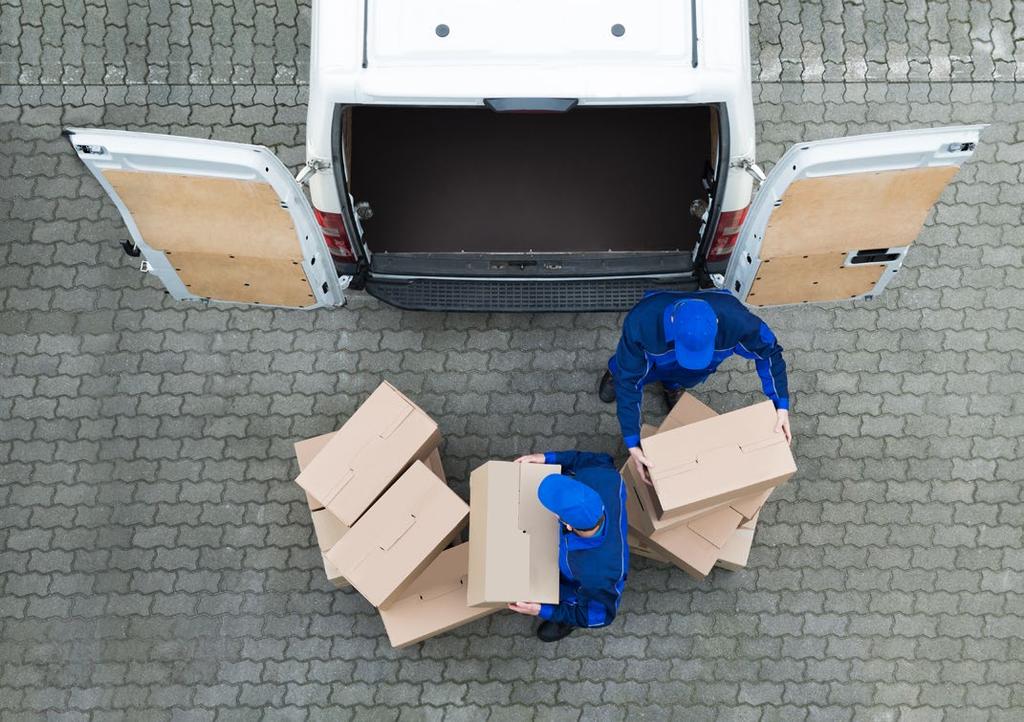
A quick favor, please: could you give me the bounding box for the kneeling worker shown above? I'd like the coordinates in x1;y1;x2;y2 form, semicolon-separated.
508;450;628;643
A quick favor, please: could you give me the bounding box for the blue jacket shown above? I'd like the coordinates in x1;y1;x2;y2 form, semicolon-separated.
537;451;629;629
613;290;789;447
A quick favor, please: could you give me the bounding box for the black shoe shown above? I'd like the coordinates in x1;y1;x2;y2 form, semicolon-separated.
598;370;616;403
663;385;683;411
537;621;575;643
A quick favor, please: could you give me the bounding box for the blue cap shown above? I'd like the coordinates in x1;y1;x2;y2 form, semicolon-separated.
663;299;717;370
537;474;605;530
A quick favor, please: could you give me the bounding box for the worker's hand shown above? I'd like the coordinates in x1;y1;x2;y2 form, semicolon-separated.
514;453;546;464
775;409;792;444
507;601;542;616
628;446;655;486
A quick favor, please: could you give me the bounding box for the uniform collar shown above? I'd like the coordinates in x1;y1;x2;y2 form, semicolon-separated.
563;518;606;551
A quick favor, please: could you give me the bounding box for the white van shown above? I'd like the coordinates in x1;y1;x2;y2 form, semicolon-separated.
67;0;983;312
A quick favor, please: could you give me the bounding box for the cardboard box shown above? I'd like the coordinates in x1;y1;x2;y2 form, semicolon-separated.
466;461;561;607
378;543;499;648
294;431;351;588
326;461;468;607
641;399;795;518
626;398;767;536
295;382;441;526
716;512;760;571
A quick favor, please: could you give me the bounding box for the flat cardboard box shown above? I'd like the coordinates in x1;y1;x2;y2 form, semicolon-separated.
466;461;561;607
326;461;468;607
716;512;760;571
294;431;352;588
378;543;499;648
629;498;746;580
641;521;722;580
641;400;795;518
295;382;441;526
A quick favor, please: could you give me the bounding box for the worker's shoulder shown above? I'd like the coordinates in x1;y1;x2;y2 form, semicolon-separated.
624;291;682;322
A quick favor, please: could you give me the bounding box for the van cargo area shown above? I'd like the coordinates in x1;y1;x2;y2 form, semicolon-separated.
345;105;716;266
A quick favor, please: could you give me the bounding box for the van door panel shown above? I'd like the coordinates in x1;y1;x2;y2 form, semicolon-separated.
727;125;984;307
67;128;344;309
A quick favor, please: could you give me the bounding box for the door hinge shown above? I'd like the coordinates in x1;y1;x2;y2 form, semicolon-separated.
731;158;767;185
294;158;331;185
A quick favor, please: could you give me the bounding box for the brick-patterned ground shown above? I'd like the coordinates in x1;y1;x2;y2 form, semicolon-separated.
1;2;1023;720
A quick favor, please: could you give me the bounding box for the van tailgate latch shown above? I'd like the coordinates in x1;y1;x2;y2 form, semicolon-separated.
294;158;331;185
731;158;766;186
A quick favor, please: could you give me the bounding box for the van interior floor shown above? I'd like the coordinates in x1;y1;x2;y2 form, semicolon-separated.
348;105;713;255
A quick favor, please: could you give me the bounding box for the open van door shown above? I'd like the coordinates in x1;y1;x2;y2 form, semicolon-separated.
725;125;985;307
67;128;346;309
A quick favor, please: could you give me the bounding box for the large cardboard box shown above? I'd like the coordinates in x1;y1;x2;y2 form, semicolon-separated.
326;461;468;607
295;382;441;526
466;461;561;607
378;543;499;648
626;399;767;537
641;400;795;519
294;432;351;588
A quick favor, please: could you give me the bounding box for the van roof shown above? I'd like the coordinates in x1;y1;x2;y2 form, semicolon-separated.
309;0;748;103
363;0;695;67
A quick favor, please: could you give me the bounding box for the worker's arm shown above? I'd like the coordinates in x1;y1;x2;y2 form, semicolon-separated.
739;321;790;410
612;324;649;449
537;584;619;629
541;451;615;475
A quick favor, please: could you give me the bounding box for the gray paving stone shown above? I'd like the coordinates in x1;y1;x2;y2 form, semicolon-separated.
1;3;1023;719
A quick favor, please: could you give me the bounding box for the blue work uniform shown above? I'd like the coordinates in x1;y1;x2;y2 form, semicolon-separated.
610;290;789;448
537;451;629;629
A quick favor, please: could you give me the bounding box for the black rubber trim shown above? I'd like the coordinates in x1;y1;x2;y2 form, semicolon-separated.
694;103;729;284
691;0;699;68
364;275;698;312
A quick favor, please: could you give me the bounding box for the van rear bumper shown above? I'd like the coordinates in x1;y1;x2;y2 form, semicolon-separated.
364;275;699;312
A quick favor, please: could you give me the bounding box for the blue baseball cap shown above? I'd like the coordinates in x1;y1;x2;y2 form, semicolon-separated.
663;299;717;370
537;474;605;530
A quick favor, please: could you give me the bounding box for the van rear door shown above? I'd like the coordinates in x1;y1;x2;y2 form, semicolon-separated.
725;125;984;307
67;128;346;309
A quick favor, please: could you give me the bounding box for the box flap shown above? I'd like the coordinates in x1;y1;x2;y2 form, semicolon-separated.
661;393;718;431
685;505;744;548
423;447;446;482
644;521;721;580
293;431;335;470
732;488;773;520
327;461;468;607
716;528;755;571
310;507;349;552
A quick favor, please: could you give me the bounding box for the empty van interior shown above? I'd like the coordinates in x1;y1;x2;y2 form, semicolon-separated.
346;105;714;256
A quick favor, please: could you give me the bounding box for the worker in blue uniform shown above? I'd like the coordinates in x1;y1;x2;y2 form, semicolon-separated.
599;290;792;483
508;450;629;643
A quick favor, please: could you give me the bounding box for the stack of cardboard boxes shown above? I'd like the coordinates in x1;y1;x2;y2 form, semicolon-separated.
624;394;796;580
291;382;794;647
291;382;562;648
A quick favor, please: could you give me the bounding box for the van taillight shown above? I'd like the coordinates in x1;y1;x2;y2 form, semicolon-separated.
706;206;750;263
313;208;356;262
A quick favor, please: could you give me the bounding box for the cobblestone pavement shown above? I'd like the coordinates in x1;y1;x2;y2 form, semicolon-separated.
1;1;1024;720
